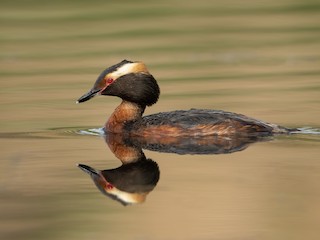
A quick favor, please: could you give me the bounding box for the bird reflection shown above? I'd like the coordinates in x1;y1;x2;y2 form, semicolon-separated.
78;133;160;206
78;160;159;206
78;131;271;205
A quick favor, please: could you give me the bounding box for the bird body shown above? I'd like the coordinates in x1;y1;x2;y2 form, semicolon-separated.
129;108;289;137
77;60;291;137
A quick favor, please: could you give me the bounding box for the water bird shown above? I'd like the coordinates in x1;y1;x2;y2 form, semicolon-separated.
78;160;159;206
77;60;293;137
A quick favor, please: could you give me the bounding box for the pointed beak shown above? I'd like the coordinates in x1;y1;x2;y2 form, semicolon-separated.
76;89;100;103
78;164;100;177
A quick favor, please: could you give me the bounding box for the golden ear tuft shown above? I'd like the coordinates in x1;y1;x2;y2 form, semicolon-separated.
132;62;149;74
110;61;150;79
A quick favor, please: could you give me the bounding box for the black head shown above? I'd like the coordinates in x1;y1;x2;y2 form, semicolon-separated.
77;60;160;107
78;159;160;206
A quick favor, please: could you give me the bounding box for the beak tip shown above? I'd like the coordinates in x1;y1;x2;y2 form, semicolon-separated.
77;164;99;176
78;163;86;170
76;89;100;104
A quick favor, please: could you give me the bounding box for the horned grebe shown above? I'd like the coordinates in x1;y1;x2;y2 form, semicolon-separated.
77;60;291;137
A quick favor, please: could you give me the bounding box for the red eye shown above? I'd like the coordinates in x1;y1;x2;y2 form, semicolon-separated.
106;78;114;84
106;183;114;190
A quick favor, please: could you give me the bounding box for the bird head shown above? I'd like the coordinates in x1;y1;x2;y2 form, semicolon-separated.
78;160;160;206
77;60;160;107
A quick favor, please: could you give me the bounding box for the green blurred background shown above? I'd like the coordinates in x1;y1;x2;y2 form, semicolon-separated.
1;1;320;240
1;0;319;132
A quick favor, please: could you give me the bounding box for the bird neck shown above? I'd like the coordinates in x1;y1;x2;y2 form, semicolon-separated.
105;100;145;133
104;132;146;164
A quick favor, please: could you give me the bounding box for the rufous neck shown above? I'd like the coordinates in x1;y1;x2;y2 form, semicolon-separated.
105;100;145;133
104;133;145;164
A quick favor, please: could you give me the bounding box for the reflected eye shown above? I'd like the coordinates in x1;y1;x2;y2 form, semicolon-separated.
106;183;114;190
106;78;114;84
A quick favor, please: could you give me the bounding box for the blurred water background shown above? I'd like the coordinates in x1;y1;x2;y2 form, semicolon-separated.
1;0;320;239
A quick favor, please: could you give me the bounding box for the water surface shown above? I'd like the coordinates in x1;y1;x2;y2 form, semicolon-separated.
1;1;320;240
